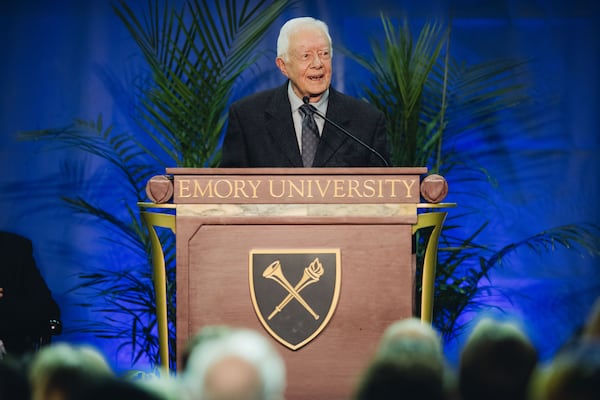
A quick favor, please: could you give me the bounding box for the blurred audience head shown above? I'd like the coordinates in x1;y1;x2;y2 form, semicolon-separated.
377;317;444;362
353;356;446;400
180;325;233;371
529;342;600;400
28;343;114;400
181;326;286;400
459;317;537;400
353;318;448;400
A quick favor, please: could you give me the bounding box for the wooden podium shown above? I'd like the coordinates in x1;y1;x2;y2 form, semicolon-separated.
141;167;449;400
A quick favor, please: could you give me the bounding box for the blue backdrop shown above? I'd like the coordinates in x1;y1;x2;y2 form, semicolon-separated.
1;0;599;372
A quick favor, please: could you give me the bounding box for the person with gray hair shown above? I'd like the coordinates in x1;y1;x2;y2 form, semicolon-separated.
180;326;286;400
221;16;390;168
376;317;444;360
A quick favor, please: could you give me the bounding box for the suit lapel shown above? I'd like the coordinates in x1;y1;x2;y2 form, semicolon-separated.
265;84;303;167
314;88;349;166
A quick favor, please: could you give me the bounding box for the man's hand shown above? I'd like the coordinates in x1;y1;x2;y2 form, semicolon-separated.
0;287;3;299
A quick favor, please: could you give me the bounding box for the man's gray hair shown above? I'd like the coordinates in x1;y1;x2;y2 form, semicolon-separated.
277;17;332;61
182;327;286;400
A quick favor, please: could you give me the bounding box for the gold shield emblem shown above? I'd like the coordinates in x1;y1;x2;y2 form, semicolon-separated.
249;249;341;350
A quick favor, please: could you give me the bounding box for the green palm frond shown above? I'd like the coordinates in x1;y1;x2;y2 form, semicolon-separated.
71;266;174;366
20;0;291;369
487;223;600;269
429;222;600;338
350;15;447;167
350;17;600;339
428;58;532;143
19;115;154;195
61;196;148;252
113;0;293;167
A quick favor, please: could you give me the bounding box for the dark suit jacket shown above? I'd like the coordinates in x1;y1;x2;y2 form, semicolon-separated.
220;83;390;167
0;232;60;355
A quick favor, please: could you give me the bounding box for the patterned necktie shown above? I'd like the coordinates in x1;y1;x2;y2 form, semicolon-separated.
300;104;320;167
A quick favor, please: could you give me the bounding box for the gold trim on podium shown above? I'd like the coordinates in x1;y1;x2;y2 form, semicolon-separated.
139;200;454;371
139;203;175;371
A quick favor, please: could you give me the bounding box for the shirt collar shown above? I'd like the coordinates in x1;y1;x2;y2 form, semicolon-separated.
288;82;329;115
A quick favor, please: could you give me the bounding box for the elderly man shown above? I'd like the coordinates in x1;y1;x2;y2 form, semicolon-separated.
221;16;390;168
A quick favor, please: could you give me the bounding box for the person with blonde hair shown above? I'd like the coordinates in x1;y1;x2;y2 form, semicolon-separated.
28;343;113;400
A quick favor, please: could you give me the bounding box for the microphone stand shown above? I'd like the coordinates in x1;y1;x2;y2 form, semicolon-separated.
302;97;389;167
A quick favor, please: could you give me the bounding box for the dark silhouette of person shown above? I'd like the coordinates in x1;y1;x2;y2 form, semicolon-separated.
0;355;30;400
352;318;450;400
458;318;538;400
353;356;447;400
529;341;600;400
0;231;61;356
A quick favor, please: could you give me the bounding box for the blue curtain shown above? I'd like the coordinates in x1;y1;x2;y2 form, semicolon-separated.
0;0;598;371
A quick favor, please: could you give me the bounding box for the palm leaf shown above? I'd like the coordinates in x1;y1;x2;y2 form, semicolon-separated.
71;266;175;367
349;16;600;340
18;115;154;195
486;224;600;268
19;0;291;369
113;0;293;167
350;15;447;167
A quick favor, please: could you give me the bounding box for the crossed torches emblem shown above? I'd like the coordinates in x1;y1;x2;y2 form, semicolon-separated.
263;257;324;320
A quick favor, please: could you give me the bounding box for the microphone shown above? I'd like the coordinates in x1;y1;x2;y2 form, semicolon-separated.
302;96;389;167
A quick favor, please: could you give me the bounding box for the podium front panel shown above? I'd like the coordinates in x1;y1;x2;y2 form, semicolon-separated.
176;217;413;400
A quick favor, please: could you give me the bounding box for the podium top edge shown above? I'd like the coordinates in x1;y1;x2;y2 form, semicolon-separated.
164;167;429;176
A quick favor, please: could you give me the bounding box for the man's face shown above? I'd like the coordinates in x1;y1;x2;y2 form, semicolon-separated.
276;27;332;102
